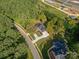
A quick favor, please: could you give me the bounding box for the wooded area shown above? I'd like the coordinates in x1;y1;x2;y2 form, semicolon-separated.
0;14;28;59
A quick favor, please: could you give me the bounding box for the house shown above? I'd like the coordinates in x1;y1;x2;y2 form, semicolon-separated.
49;40;67;59
32;23;49;43
35;23;45;32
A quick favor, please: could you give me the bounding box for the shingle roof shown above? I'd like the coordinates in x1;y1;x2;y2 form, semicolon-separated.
52;40;67;55
35;23;45;32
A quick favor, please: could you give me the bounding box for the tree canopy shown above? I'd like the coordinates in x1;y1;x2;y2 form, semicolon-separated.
0;14;27;59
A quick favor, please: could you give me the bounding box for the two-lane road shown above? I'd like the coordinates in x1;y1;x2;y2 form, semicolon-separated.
14;23;41;59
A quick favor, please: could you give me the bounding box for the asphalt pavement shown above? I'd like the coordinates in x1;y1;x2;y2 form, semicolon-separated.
14;23;41;59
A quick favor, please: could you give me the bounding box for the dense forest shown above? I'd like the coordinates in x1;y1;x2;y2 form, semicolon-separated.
0;0;42;59
0;0;42;21
0;14;28;59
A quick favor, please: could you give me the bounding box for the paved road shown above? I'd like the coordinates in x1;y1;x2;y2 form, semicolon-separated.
65;1;79;10
55;0;79;10
14;23;41;59
42;0;68;15
43;0;79;16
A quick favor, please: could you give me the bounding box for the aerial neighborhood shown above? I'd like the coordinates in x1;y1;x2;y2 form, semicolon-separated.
0;0;79;59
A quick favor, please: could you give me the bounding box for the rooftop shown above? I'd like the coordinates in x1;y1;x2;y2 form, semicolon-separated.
35;23;45;32
52;40;67;55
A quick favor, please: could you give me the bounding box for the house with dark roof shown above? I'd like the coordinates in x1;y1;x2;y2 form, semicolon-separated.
48;40;67;59
35;23;45;32
32;23;49;43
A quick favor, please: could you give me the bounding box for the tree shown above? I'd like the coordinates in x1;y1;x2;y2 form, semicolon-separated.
0;14;27;59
